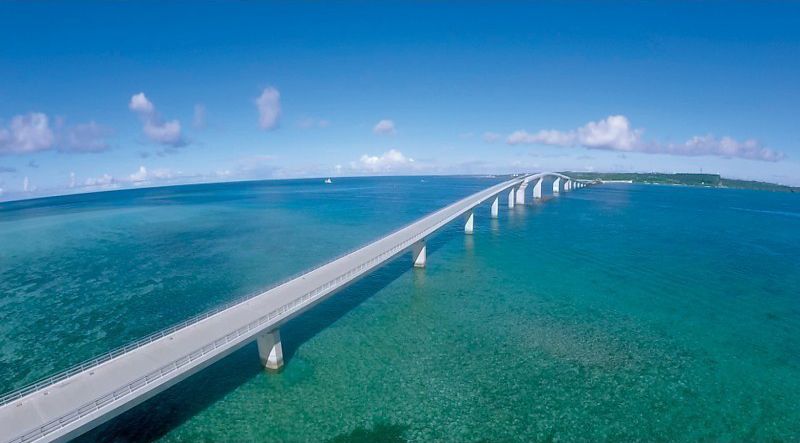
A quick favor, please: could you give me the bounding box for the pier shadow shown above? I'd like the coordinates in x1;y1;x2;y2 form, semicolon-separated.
77;228;460;442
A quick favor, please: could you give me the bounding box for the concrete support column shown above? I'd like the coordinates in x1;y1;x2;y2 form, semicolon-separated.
553;177;561;194
490;196;499;219
532;178;543;199
508;188;515;208
412;240;427;268
565;180;571;191
257;329;284;371
515;183;528;205
465;210;474;234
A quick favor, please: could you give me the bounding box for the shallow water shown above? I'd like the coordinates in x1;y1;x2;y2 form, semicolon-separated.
1;177;799;441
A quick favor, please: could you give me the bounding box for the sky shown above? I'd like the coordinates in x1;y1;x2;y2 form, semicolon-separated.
1;1;799;201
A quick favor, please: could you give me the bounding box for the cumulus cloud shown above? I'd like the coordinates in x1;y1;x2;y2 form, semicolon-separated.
129;92;185;147
129;93;155;114
351;149;414;172
577;115;643;150
373;119;396;135
128;165;174;184
84;173;115;187
0;113;55;154
0;113;110;155
506;115;783;162
255;87;281;130
79;165;177;190
507;115;641;150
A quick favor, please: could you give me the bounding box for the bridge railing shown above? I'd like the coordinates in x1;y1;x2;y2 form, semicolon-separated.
0;177;521;410
11;231;436;443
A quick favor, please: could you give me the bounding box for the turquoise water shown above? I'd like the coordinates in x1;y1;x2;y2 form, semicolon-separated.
1;177;799;441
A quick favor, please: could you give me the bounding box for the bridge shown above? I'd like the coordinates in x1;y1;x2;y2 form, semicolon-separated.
0;173;589;443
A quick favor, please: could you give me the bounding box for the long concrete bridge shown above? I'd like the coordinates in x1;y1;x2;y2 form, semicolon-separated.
0;173;589;443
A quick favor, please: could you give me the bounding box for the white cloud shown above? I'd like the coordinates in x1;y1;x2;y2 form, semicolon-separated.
506;115;783;162
129;93;155;114
84;173;115;187
23;176;29;192
0;113;55;154
373;119;396;135
80;165;176;190
128;165;174;184
351;149;414;172
507;115;640;150
667;135;784;162
256;87;281;130
143;119;182;146
69;171;76;188
129;92;186;147
577;115;642;150
482;132;502;143
129;166;148;182
0;114;112;155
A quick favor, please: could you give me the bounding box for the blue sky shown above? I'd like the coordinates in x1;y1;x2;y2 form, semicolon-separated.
1;1;799;200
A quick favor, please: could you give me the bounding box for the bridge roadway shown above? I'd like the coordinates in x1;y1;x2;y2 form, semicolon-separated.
0;173;587;443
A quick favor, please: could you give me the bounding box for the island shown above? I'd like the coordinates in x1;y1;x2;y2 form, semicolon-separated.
562;172;798;193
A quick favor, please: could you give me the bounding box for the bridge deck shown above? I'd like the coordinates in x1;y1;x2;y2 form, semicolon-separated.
1;175;572;443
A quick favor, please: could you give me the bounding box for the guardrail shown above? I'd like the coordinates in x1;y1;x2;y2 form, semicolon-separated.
5;176;533;443
11;231;434;443
0;176;524;410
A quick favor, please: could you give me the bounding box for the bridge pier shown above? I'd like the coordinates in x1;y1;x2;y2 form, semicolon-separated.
412;240;427;268
1;174;596;443
257;329;284;371
553;177;561;194
532;178;543;199
491;196;499;218
515;183;528;205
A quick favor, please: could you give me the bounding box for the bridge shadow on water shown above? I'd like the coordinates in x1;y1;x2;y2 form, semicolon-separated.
77;227;460;442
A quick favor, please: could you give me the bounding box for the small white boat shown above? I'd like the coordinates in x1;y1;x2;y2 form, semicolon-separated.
324;178;332;184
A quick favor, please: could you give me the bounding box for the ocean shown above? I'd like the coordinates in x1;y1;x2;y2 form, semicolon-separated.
1;176;799;441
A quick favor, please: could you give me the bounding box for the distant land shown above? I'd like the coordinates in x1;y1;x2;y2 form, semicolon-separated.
562;172;798;193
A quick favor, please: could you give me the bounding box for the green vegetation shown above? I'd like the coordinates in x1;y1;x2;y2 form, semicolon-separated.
563;172;798;193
